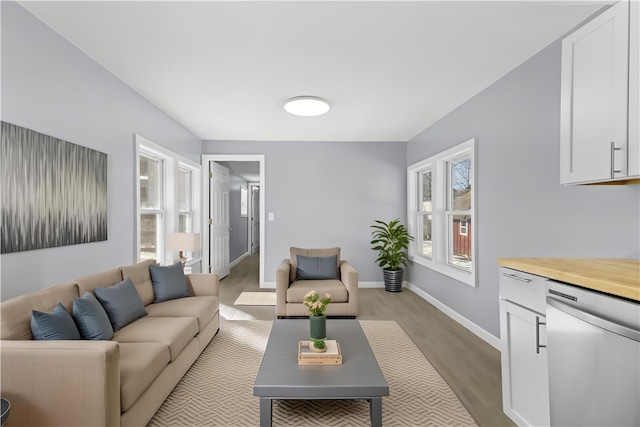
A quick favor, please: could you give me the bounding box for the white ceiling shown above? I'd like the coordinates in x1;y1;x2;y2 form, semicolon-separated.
19;1;607;142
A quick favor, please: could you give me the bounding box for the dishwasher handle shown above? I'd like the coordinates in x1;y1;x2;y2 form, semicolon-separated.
547;297;640;342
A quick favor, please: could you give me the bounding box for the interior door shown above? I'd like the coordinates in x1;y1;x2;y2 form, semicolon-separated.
251;185;260;254
209;162;230;278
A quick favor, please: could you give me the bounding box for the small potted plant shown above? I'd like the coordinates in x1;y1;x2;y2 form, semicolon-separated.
370;218;414;292
309;337;327;353
303;290;331;340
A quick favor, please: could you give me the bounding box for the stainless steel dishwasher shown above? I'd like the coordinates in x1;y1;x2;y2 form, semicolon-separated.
546;281;640;427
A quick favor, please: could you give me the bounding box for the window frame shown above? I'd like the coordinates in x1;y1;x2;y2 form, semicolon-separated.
407;138;477;287
135;136;202;265
138;150;166;264
177;164;194;233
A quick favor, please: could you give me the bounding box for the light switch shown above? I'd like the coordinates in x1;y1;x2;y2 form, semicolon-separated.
268;212;275;221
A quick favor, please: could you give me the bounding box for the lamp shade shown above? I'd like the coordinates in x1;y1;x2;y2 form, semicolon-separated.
167;233;201;252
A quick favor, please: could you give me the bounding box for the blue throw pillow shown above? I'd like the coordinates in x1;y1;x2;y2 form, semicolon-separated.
94;278;147;332
31;303;81;340
296;255;339;280
73;292;114;340
149;262;191;303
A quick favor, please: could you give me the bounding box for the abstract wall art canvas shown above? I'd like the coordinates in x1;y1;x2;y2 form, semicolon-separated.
1;121;107;253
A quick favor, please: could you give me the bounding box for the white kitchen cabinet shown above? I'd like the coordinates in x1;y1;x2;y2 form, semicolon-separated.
560;0;639;185
499;268;550;427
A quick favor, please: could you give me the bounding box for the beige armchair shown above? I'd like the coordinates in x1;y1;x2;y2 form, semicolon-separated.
276;247;358;318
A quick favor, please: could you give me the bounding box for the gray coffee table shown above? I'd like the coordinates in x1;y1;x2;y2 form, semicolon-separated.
253;319;389;427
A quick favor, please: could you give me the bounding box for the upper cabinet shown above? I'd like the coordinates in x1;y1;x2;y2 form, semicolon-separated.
560;0;639;185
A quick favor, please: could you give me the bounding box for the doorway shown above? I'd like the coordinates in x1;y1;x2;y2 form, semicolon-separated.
249;183;260;255
201;154;265;287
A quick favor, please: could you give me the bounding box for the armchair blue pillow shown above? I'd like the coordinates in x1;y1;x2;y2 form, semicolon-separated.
296;255;339;280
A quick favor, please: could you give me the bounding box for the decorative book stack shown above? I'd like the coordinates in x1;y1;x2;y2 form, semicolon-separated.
297;340;343;365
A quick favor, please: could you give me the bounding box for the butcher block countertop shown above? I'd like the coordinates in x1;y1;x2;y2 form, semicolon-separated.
497;258;640;302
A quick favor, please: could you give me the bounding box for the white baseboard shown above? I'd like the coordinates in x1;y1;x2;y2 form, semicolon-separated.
358;281;385;288
262;282;276;289
230;252;250;268
406;281;501;350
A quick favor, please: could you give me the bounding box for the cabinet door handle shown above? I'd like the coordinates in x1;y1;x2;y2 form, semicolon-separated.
611;141;622;179
502;273;531;283
536;316;546;354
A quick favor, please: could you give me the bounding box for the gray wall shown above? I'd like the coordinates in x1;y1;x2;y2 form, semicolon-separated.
0;2;202;300
406;39;640;338
202;140;407;283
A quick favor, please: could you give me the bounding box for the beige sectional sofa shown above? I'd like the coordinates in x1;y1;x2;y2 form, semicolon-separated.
0;259;220;427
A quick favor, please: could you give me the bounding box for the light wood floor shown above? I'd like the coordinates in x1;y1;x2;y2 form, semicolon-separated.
219;253;515;427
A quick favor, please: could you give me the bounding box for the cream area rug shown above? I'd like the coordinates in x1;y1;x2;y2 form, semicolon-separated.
233;292;276;306
147;320;477;427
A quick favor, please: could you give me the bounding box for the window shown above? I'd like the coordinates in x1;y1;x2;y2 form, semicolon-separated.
136;136;201;265
418;169;433;258
139;154;164;262
459;220;468;236
178;166;193;233
407;138;476;286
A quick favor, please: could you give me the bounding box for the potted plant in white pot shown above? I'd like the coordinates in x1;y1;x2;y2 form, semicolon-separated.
370;219;414;292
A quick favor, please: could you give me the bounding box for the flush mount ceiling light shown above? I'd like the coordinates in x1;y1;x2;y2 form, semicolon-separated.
284;96;330;116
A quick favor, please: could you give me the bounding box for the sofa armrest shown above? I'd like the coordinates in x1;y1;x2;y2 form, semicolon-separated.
340;261;359;316
0;340;120;427
186;273;219;297
275;259;291;317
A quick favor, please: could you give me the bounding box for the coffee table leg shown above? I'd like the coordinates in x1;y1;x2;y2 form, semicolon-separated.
369;397;382;427
259;397;272;427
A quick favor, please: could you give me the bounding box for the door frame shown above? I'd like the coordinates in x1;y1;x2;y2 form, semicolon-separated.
201;154;265;287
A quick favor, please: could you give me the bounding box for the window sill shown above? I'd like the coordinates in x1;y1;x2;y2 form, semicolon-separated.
410;254;476;287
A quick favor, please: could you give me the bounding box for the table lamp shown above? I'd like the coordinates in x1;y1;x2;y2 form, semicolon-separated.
167;232;201;266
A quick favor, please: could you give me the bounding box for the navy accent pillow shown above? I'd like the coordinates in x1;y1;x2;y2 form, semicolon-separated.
296;255;339;280
149;262;191;303
94;278;147;332
31;303;81;340
73;292;114;340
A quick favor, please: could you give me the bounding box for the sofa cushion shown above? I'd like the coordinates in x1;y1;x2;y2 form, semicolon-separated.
289;247;340;283
0;282;78;340
75;268;123;296
121;259;156;306
111;316;198;362
72;292;114;340
94;278;148;332
296;255;339;280
287;280;349;303
119;342;170;412
31;303;81;340
149;262;191;303
145;296;218;332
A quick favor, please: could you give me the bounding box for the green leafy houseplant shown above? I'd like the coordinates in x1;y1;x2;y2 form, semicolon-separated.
370;219;414;271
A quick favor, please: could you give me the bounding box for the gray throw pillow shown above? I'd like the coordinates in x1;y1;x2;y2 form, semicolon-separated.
94;277;147;332
149;262;191;303
296;255;339;280
31;302;81;340
73;292;114;340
